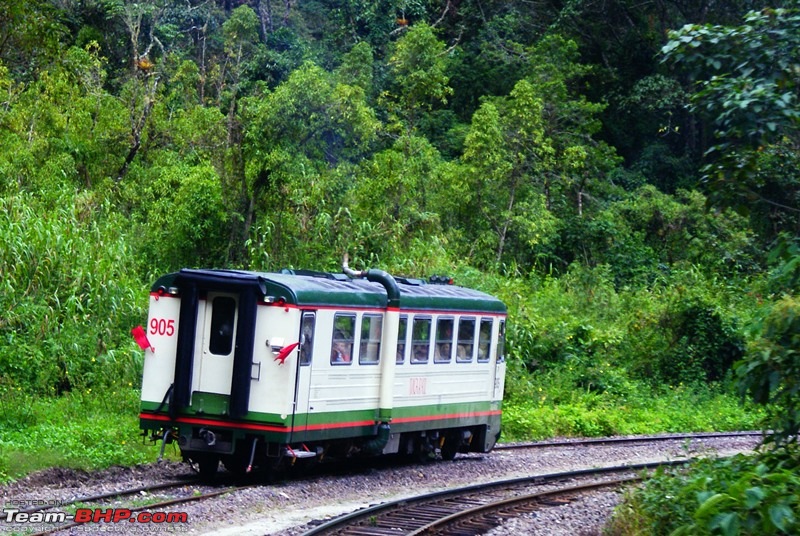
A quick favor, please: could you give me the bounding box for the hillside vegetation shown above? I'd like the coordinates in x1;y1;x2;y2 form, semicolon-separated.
1;2;798;532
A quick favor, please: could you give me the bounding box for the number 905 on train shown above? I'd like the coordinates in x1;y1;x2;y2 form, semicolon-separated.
137;261;507;476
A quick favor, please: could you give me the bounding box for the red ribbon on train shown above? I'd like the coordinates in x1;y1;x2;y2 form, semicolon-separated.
274;342;299;364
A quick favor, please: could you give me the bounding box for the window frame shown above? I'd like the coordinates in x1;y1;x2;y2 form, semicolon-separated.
299;311;315;366
434;316;455;363
456;316;476;363
410;316;432;364
208;296;236;356
331;313;356;365
358;313;383;365
396;315;408;364
477;318;493;363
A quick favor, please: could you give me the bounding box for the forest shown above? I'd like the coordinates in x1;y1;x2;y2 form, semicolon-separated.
0;0;798;533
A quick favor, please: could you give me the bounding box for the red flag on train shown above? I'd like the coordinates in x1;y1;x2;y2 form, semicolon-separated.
131;325;153;351
274;342;300;365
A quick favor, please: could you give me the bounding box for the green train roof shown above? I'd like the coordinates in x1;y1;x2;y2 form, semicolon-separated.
151;268;506;314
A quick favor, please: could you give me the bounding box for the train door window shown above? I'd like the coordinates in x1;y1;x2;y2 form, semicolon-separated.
411;316;431;364
299;312;315;366
477;318;493;362
498;319;506;362
359;314;382;365
396;315;408;364
456;317;476;362
331;314;355;365
434;317;454;363
209;296;236;355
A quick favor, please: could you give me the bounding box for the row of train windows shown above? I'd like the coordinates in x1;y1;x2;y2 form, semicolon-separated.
298;312;505;367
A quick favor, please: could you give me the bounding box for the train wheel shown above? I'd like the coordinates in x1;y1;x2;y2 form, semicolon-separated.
440;433;459;461
222;453;250;476
414;438;434;463
192;453;219;479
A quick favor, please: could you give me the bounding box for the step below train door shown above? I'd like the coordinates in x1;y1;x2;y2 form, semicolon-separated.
194;292;238;401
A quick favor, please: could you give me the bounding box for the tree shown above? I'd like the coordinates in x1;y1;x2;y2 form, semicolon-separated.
461;81;555;266
661;8;800;237
383;22;453;136
239;61;379;264
0;0;65;82
457;36;618;268
111;0;168;181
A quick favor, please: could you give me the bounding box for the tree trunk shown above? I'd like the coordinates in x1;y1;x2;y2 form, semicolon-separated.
257;0;273;36
496;181;517;264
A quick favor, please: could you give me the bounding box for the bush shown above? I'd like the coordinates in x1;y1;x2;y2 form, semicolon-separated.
607;453;800;536
653;297;745;385
736;295;800;448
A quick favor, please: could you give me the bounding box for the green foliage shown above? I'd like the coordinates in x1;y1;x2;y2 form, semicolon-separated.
661;8;800;234
0;0;66;81
608;453;800;536
554;186;758;285
499;263;755;394
502;378;761;441
0;192;144;393
736;295;800;449
384;22;453;132
662;8;800;146
142;163;230;270
651;297;745;385
0;389;158;483
765;233;800;293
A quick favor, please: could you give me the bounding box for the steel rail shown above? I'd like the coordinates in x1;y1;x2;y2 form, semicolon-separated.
300;460;689;535
494;430;763;450
407;476;641;535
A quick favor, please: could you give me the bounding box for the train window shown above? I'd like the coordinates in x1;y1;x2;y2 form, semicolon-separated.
209;296;236;355
477;318;493;362
411;317;431;364
359;314;382;365
498;319;506;362
434;317;454;363
331;314;355;365
299;312;315;366
396;316;408;364
456;317;476;362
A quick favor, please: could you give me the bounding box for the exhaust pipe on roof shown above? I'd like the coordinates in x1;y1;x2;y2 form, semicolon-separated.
342;254;400;308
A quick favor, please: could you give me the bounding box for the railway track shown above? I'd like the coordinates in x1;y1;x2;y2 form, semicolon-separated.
299;460;686;536
3;431;759;535
494;430;763;450
295;432;762;536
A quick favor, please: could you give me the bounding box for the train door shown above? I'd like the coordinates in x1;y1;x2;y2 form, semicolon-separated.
492;319;506;400
196;292;238;395
292;311;316;433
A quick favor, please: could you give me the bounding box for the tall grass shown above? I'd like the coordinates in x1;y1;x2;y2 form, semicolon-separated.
0;191;146;393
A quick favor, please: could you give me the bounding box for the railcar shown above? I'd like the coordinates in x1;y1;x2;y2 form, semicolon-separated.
137;262;507;476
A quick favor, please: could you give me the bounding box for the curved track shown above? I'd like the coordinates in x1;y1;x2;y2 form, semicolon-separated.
8;431;759;535
299;460;687;536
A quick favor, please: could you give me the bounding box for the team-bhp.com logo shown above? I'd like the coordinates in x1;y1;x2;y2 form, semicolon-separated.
4;507;188;527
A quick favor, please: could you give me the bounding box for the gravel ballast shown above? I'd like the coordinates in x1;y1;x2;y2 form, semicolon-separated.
0;435;761;535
